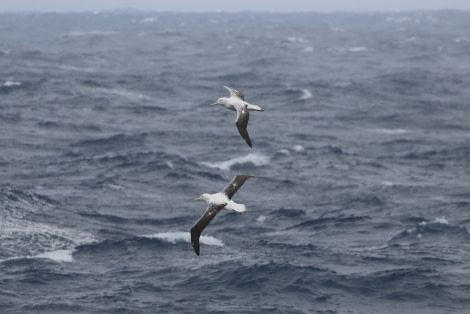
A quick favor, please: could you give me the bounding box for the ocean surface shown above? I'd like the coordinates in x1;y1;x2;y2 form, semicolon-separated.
1;10;470;313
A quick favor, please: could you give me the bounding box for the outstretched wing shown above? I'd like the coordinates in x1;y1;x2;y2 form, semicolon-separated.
222;175;256;200
235;106;252;148
223;85;245;100
190;203;227;256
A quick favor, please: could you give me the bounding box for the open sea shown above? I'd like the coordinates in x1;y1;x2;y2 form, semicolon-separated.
1;10;470;313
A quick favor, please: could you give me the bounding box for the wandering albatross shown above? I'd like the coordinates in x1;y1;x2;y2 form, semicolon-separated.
211;86;264;148
190;174;255;256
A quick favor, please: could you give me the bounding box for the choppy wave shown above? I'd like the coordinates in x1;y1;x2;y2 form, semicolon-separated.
0;218;96;262
388;216;470;245
34;249;76;263
0;188;96;263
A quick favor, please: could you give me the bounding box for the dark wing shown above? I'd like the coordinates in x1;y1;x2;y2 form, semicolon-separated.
190;203;226;256
235;106;252;148
222;175;256;199
223;85;245;100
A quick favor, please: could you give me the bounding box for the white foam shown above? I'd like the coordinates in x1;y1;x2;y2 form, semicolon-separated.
200;153;270;171
34;249;75;263
303;46;313;52
333;80;352;88
330;26;344;32
2;81;21;87
56;64;96;73
299;89;312;100
93;87;151;101
139;17;158;24
385;16;410;23
456;37;470;43
0;218;96;262
419;217;449;227
256;215;266;222
433;217;448;225
143;232;224;247
349;46;367;52
68;31;115;36
287;37;306;43
369;128;408;134
292;145;305;153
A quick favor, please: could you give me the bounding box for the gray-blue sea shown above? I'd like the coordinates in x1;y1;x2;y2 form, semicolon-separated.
1;10;470;313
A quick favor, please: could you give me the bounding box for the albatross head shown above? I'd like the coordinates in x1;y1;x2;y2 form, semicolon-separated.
210;97;229;107
193;193;211;201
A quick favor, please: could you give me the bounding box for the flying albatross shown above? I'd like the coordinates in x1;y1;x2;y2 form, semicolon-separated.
191;174;256;256
211;86;264;148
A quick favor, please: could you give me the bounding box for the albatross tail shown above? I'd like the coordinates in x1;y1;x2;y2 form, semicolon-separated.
226;201;247;213
246;103;264;111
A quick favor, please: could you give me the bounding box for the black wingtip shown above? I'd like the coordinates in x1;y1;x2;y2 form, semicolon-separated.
192;241;200;256
191;229;200;256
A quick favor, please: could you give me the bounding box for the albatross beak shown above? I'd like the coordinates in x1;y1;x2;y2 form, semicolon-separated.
193;196;201;201
210;102;218;106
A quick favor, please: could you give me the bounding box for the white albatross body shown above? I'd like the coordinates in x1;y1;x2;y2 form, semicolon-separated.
197;192;246;213
211;86;264;147
190;175;255;256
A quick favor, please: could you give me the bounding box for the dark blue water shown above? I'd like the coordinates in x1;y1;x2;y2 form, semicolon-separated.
1;10;470;313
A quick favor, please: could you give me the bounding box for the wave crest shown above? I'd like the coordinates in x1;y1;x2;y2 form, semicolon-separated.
143;232;224;247
200;153;270;171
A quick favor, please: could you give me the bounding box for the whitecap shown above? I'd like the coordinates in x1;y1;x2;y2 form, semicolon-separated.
455;37;470;43
329;26;344;32
200;153;270;171
139;17;158;24
277;149;290;155
369;128;407;134
68;31;115;36
419;217;448;227
299;89;312;100
0;218;96;262
292;145;305;153
433;217;448;225
333;80;352;88
287;37;305;43
1;81;22;87
349;46;367;52
143;232;224;247
34;249;75;263
303;46;313;52
92;87;151;101
256;215;266;223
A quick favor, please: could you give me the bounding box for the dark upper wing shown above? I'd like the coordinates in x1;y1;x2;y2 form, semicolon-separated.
235;106;252;148
222;175;255;200
223;85;245;100
190;203;226;256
